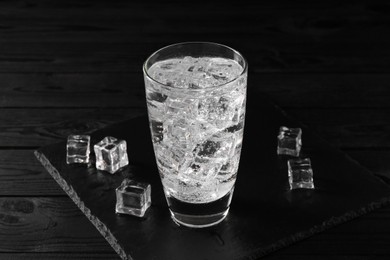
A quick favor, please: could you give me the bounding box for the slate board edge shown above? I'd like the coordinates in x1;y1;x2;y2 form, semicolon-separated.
243;196;390;260
34;150;131;260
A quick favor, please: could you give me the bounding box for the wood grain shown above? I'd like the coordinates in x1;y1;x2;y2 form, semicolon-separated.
2;254;390;260
0;150;64;196
253;73;390;109
0;1;389;44
0;74;146;108
0;73;389;108
0;197;112;253
0;108;388;148
0;108;143;147
0;42;390;73
0;2;389;74
0;253;119;260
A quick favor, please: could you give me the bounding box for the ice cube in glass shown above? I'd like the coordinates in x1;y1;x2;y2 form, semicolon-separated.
94;136;129;174
288;158;314;190
115;179;151;217
277;126;302;157
66;135;90;164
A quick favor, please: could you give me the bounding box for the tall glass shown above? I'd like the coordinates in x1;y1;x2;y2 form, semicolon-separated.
143;42;247;228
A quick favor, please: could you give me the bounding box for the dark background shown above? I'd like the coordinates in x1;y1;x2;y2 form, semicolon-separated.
1;0;390;259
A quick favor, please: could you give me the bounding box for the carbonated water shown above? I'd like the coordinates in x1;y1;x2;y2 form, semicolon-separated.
145;56;246;225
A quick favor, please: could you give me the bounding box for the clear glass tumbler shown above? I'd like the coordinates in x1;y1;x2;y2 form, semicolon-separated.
143;42;247;228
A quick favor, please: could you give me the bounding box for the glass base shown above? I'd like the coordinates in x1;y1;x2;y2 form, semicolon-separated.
170;208;229;228
165;188;234;228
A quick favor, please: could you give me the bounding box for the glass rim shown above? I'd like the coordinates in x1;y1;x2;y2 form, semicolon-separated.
142;41;248;91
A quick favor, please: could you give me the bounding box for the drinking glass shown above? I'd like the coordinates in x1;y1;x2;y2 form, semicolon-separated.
143;42;247;228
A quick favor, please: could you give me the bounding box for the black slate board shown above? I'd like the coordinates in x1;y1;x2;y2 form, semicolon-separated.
35;99;390;260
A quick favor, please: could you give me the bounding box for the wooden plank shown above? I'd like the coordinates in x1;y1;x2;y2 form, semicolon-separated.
0;41;389;73
0;150;64;196
0;108;144;147
0;74;146;108
0;197;112;253
1;73;390;108
0;253;118;260
0;2;388;74
0;108;388;148
0;1;388;22
0;42;146;73
1;196;390;256
0;1;378;14
0;253;119;260
0;0;388;37
1;15;389;44
251;73;390;109
0;254;389;260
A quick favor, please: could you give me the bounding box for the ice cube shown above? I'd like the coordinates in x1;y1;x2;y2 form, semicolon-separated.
198;94;244;129
175;175;219;203
179;132;235;182
198;96;229;121
218;152;240;179
180;160;222;182
288;158;314;190
66;135;90;164
144;76;166;122
165;97;198;118
193;132;236;164
145;88;167;103
115;179;151;217
176;177;199;196
154;143;188;175
149;119;164;143
146;91;166;119
230;89;246;124
164;118;191;149
94;136;129;174
163;118;211;150
277;126;302;157
191;121;219;144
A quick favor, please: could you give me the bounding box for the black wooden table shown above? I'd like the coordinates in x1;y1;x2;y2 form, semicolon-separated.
1;1;390;259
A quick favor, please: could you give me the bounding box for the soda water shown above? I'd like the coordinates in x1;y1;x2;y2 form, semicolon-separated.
145;56;246;224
